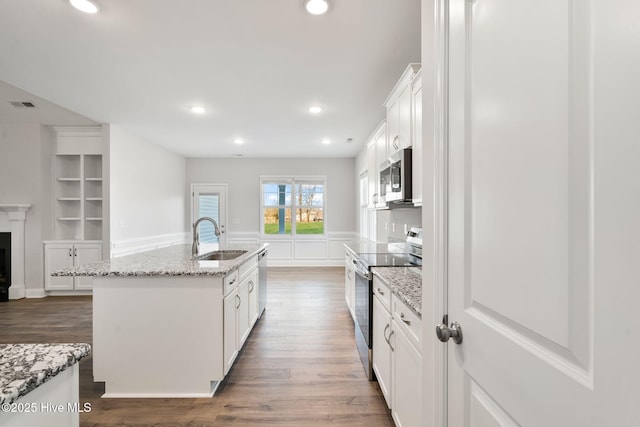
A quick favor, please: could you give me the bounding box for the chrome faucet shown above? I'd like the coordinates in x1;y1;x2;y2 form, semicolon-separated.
192;216;221;256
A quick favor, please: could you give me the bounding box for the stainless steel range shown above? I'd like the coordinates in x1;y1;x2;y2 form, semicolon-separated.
351;227;423;379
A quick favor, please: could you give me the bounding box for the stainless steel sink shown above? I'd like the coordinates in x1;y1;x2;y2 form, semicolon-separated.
197;250;247;261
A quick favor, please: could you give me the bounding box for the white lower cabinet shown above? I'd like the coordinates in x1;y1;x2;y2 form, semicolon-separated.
372;276;423;426
391;311;423;427
44;241;102;291
223;258;259;375
373;293;392;408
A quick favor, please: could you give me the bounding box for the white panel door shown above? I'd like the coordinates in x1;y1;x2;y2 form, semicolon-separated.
192;184;227;245
74;243;102;290
442;0;640;425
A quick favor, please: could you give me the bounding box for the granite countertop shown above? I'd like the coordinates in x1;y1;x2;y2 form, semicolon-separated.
0;343;91;405
344;239;393;255
52;243;268;278
372;266;422;317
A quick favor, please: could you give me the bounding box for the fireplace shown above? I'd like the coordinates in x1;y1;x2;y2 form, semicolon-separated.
0;232;10;301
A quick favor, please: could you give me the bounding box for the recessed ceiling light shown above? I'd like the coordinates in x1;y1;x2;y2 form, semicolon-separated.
69;0;100;14
304;0;329;15
309;106;322;114
233;138;244;145
322;139;332;145
190;106;206;114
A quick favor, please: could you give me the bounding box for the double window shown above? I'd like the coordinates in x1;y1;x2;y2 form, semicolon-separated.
261;176;325;236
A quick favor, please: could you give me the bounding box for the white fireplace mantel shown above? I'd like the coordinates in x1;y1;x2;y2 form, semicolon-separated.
0;204;31;299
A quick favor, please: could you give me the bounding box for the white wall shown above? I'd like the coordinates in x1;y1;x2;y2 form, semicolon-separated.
187;157;357;265
0;123;52;295
109;125;187;256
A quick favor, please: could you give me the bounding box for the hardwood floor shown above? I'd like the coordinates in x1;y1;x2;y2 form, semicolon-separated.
0;267;394;426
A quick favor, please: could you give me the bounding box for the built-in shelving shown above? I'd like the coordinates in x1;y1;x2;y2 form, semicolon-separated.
52;127;104;241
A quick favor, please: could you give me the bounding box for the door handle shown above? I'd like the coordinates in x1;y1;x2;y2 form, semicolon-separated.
436;320;463;344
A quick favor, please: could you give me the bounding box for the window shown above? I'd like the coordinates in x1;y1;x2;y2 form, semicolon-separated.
261;176;325;236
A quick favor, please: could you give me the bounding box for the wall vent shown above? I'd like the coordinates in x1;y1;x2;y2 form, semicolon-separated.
10;101;37;108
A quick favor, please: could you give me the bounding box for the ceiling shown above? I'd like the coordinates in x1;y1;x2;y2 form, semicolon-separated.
0;0;421;158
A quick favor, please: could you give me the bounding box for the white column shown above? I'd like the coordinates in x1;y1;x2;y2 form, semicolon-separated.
0;204;31;300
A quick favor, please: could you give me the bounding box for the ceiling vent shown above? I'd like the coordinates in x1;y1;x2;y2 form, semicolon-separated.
10;101;37;108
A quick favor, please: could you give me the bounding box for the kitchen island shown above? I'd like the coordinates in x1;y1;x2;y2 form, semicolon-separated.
53;243;267;398
0;343;91;427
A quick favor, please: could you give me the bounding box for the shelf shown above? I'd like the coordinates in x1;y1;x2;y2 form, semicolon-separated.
86;217;103;221
57;197;81;201
86;197;103;201
57;178;81;182
58;217;81;221
85;178;103;182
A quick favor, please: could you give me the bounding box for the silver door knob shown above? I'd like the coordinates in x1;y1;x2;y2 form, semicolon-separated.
436;321;463;344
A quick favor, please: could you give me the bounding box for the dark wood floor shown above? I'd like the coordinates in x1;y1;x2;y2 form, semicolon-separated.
0;267;394;426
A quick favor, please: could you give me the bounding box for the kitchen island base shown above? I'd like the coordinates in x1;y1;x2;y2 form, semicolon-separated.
93;276;226;398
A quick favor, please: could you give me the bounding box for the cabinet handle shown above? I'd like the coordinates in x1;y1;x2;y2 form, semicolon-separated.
248;280;254;293
377;287;385;296
388;330;395;352
383;323;390;344
400;312;411;325
68;248;73;257
347;269;352;280
235;294;241;309
393;135;399;150
74;248;78;257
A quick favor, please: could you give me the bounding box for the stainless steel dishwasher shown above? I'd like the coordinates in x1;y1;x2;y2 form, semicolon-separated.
257;248;268;318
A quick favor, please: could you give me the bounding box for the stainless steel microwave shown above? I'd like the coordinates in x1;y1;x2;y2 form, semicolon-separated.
379;147;412;204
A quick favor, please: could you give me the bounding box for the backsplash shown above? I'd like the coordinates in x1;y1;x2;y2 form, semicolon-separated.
376;207;421;242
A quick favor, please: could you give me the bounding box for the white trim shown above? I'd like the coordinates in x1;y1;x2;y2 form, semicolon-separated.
110;232;189;258
26;288;47;298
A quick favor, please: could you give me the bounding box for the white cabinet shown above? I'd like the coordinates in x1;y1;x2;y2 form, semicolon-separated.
384;64;421;155
223;256;259;375
223;271;240;375
44;242;102;291
411;71;423;206
372;275;423;426
372;289;392;408
366;121;388;209
344;250;356;320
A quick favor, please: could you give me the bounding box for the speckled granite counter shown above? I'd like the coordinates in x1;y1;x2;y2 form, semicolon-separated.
0;343;91;404
51;243;267;277
372;267;422;317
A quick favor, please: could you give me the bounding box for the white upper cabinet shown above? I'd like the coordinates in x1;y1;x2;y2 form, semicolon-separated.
384;64;421;155
411;70;423;206
366;121;388;209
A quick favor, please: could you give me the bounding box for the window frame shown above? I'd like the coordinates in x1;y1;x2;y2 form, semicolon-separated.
260;175;327;239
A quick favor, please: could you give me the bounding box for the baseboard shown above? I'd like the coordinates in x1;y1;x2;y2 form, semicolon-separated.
8;284;25;299
26;288;47;298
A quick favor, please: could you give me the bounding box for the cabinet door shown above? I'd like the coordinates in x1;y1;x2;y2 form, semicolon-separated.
237;278;250;348
344;253;356;320
44;244;74;290
397;85;412;151
391;319;423;427
223;289;238;375
247;270;259;328
411;75;423;205
366;141;378;208
387;98;400;153
372;295;392;409
74;243;102;290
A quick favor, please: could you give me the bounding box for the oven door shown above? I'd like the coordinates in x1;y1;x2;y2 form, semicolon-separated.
353;259;373;379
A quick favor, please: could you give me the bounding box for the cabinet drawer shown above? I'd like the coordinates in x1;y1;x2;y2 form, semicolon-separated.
392;295;421;351
224;270;239;296
238;254;258;281
373;275;392;312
